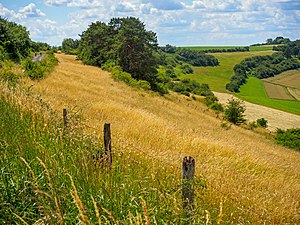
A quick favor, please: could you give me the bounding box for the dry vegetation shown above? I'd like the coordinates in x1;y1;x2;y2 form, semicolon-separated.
263;69;300;101
28;54;300;224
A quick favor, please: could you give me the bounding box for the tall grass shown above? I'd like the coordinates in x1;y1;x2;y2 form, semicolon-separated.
0;83;210;224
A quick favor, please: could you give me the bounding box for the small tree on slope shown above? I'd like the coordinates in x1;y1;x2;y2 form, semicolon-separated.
224;98;246;125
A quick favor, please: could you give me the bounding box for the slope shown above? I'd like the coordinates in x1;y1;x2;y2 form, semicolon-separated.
30;54;300;224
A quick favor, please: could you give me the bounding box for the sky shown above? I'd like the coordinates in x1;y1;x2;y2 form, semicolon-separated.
0;0;299;46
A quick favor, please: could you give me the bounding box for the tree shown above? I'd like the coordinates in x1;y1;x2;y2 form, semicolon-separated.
109;17;159;85
224;98;246;125
0;17;31;61
62;38;79;54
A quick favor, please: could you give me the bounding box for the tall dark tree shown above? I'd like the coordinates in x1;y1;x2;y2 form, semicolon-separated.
109;17;159;84
62;38;79;54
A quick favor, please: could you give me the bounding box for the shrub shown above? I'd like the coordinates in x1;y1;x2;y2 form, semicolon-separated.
256;118;268;128
209;102;224;112
275;128;300;150
224;98;246;125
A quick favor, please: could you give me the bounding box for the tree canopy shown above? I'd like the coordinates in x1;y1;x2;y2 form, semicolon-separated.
0;17;31;61
77;17;160;87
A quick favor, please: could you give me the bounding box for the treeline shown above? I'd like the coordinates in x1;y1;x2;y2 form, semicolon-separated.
201;46;249;53
160;45;219;66
273;39;300;58
0;17;31;62
76;17;218;96
0;17;52;63
226;40;300;92
251;36;291;46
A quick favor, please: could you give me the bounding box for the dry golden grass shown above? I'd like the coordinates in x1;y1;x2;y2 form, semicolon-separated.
264;69;300;89
30;54;300;224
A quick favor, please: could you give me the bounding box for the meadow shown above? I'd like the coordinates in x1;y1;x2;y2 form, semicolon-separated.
180;51;273;92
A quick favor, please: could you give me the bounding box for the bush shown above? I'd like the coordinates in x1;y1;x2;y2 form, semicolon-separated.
209;102;224;112
224;98;246;125
256;118;268;128
275;128;300;150
0;70;19;88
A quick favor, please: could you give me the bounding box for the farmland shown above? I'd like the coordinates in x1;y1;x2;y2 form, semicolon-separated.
237;77;300;115
181;51;273;92
263;70;300;101
177;45;274;52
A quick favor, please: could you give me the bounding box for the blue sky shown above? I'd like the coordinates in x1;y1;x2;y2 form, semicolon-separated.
0;0;299;46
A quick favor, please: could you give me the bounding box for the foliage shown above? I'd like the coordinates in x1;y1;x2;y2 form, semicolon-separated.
256;118;268;128
62;38;79;55
23;51;58;80
78;17;160;91
0;17;31;62
168;79;213;97
224;98;246;125
226;52;300;92
273;39;300;59
275;128;300;150
171;46;249;53
0;70;19;88
31;41;51;52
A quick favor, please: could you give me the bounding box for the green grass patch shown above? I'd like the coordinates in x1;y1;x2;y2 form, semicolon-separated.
236;77;300;115
181;51;273;92
178;46;243;51
249;45;275;51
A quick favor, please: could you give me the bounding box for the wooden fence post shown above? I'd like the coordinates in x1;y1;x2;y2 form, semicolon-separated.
182;156;195;221
63;108;68;127
103;123;112;168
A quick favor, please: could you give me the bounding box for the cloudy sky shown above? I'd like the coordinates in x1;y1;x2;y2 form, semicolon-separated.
1;0;299;46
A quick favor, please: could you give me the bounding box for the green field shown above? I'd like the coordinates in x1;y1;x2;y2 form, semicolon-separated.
249;45;275;51
178;45;274;52
181;51;273;92
178;46;243;51
236;77;300;115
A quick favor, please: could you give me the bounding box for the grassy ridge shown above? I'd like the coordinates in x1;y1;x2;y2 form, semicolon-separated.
237;77;300;115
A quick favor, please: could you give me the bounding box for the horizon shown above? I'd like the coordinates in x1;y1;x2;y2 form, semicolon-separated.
1;0;299;46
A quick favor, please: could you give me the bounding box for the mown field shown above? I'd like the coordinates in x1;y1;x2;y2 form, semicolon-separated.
263;70;300;101
237;77;300;115
178;45;274;52
181;51;273;92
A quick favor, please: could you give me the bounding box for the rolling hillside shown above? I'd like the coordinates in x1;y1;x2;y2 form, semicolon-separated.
27;53;300;224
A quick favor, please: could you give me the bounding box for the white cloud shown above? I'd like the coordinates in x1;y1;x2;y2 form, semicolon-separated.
19;3;46;17
0;3;25;19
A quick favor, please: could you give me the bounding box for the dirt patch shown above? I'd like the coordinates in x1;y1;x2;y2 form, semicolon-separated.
264;82;295;100
214;92;300;131
288;87;300;101
264;70;300;89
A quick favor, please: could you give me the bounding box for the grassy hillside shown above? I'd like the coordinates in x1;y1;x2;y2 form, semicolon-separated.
178;45;274;52
181;51;273;92
13;53;299;224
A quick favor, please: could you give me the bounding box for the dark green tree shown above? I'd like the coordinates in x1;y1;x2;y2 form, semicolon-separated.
109;17;159;85
0;17;31;61
61;38;79;54
224;98;246;125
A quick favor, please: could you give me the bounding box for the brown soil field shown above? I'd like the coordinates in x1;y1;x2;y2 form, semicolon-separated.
288;87;300;101
264;81;295;100
28;54;300;224
264;69;300;89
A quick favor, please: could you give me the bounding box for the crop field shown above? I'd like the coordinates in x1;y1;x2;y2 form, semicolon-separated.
181;51;273;92
237;77;300;115
264;82;295;100
249;45;275;51
179;45;274;52
263;70;300;101
178;46;243;51
264;69;300;89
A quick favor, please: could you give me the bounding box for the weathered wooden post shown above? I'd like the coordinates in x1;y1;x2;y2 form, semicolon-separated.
63;108;68;127
182;156;195;222
103;123;112;168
